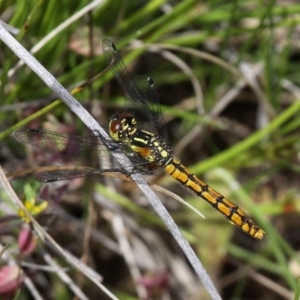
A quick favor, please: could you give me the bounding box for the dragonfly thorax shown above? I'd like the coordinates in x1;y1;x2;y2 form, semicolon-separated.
109;112;172;165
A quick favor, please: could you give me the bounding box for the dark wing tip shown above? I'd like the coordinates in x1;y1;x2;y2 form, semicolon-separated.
102;39;116;52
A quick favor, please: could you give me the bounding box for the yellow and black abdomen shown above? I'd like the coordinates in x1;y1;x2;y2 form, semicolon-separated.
164;158;265;239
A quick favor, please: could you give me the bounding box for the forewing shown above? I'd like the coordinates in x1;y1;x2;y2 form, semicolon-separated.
128;75;167;142
102;39;168;142
15;128;162;181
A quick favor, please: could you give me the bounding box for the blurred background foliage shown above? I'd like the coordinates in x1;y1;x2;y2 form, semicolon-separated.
1;0;300;299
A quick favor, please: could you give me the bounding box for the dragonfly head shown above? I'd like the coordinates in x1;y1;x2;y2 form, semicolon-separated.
109;112;137;143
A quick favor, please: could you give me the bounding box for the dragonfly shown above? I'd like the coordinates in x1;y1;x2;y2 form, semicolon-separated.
16;39;265;240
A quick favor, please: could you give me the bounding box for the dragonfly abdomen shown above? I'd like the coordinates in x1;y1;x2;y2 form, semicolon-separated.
164;158;265;239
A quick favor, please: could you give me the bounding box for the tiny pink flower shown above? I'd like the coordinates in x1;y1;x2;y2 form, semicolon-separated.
138;270;170;297
18;226;37;255
0;265;23;296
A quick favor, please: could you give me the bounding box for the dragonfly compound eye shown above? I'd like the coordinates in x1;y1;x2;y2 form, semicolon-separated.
109;115;122;141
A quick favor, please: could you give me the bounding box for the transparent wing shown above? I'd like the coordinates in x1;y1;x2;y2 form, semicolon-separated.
15;129;163;182
102;39;168;143
34;167;104;183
